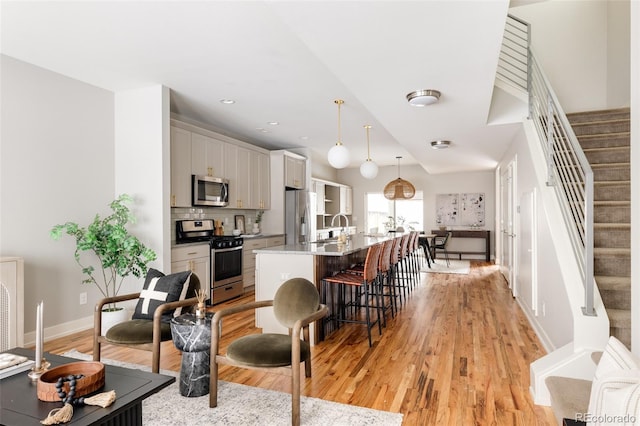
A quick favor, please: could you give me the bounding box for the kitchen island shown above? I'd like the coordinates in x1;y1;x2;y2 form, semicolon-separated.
254;233;395;345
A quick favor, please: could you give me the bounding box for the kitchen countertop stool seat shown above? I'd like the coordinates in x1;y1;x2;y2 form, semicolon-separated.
321;243;383;347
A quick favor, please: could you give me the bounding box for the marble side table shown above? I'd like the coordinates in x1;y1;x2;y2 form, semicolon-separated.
170;313;213;397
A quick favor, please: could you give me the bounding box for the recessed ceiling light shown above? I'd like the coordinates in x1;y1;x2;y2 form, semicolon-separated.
299;136;309;140
406;89;441;107
255;127;269;133
220;99;235;104
267;121;279;126
430;140;451;149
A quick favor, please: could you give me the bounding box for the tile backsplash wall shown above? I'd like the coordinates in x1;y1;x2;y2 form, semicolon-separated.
171;207;263;241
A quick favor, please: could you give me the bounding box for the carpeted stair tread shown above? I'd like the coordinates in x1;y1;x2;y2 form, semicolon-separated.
583;146;630;164
594;223;631;229
567;107;630;123
594;200;631;207
594;181;630;201
594;247;631;256
608;308;631;328
596;275;631;292
571;120;630;136
577;132;630;149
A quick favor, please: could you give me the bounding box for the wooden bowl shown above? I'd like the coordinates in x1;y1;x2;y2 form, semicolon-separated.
37;361;105;402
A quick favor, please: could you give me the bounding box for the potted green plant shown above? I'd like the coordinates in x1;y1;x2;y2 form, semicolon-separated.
253;210;264;234
50;194;157;318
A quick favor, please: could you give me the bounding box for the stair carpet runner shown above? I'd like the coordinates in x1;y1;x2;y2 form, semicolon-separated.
567;108;631;347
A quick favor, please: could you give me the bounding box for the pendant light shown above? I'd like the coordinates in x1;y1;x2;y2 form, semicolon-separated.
327;99;350;169
360;125;379;179
384;156;415;200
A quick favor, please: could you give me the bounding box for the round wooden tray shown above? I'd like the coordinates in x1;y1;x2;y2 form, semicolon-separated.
37;361;105;402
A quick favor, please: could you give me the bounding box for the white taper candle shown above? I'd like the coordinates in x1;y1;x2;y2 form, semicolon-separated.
35;302;42;369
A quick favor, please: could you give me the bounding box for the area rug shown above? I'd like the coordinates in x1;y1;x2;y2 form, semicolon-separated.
63;350;403;426
423;259;470;274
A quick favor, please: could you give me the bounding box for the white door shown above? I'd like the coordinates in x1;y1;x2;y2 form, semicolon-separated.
500;159;517;295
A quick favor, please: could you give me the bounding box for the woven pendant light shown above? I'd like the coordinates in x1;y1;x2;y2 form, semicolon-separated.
383;156;415;200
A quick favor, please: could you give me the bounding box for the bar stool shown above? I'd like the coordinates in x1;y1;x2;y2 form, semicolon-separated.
388;236;403;309
396;234;412;300
321;243;383;347
347;238;396;326
377;239;397;323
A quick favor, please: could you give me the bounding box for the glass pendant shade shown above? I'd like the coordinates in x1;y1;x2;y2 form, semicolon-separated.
327;99;350;169
360;159;378;179
328;143;350;169
383;156;415;200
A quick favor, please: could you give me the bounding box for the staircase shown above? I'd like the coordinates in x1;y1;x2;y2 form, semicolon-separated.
567;108;631;347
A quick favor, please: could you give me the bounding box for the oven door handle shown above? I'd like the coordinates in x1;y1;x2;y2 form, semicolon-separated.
212;246;243;253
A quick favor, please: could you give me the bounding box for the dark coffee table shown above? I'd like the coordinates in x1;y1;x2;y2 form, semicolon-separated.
0;348;174;426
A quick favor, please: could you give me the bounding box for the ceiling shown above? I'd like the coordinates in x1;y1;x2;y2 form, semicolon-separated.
1;1;526;175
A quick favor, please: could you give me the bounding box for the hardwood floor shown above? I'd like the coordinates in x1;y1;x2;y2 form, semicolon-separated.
43;261;556;425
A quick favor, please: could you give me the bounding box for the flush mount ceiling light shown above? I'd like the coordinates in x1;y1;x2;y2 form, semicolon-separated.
327;99;350;169
383;156;415;200
219;99;235;104
360;125;378;179
431;140;451;149
406;89;441;107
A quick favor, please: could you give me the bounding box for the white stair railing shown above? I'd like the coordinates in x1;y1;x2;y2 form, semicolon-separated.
499;15;596;316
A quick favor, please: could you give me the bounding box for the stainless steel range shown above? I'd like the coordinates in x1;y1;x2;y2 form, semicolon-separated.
175;220;244;305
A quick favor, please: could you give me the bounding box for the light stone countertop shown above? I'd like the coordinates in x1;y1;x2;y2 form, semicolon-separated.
253;233;396;257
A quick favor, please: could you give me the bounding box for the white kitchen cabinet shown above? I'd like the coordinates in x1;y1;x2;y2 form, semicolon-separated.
171;244;210;302
243;236;285;289
339;185;353;215
170;126;192;207
242;238;266;289
314;181;326;215
285;154;305;189
225;144;250;209
249;151;271;210
191;133;225;178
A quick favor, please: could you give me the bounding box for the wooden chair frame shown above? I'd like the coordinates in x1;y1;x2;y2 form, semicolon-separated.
210;300;328;426
93;291;199;373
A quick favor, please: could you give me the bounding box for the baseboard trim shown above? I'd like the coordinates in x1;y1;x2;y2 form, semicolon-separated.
24;314;95;347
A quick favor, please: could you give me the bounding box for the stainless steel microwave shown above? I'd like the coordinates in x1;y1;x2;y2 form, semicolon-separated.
192;175;229;207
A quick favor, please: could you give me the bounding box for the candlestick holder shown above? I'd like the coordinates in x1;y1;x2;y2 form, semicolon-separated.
27;358;51;381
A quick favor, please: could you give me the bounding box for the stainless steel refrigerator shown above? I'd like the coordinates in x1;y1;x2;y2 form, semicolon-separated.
285;189;316;245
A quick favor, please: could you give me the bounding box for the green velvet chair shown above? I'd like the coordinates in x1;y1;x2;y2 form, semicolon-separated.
93;273;201;373
209;277;328;426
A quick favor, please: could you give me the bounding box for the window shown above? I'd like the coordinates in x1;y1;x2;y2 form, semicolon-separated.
365;192;423;232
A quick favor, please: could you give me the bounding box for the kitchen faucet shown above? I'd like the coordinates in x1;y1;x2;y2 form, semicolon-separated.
331;214;349;233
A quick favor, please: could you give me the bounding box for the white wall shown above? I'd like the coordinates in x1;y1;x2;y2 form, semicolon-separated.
114;86;170;284
499;127;574;349
0;55;115;332
511;0;629;112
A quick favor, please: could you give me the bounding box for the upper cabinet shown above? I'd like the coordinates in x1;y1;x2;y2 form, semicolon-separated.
191;133;225;178
250;151;270;210
314;181;326;215
170;127;192;207
284;154;305;189
339;185;353;215
224;144;250;209
311;178;352;221
170;121;271;210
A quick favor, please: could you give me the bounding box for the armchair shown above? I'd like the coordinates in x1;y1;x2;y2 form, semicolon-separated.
93;271;201;373
209;277;328;426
